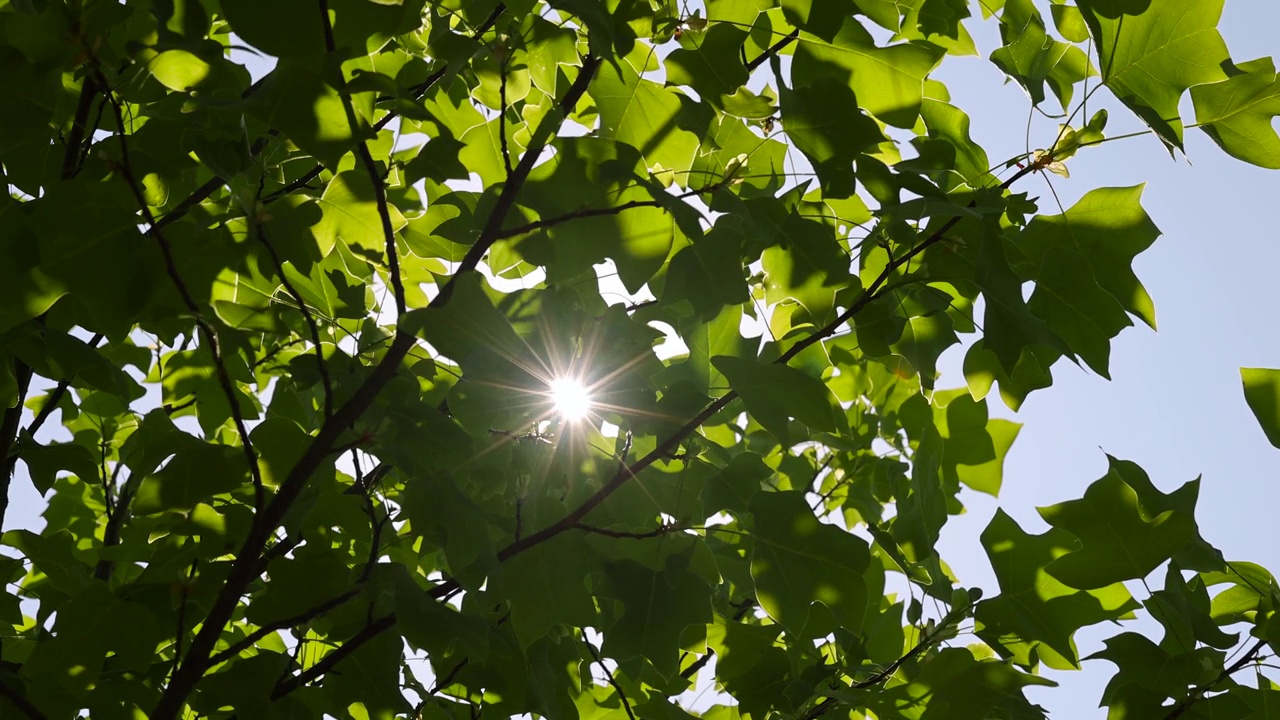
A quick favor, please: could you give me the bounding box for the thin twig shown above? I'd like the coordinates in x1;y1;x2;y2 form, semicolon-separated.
584;632;637;720
0;680;48;720
150;21;593;720
207;587;363;666
254;226;334;418
93;66;266;517
170;560;199;686
1163;638;1267;720
270;613;397;700
573;522;681;539
499;49;513;178
25;333;105;438
319;0;407;316
262;165;325;204
493;177;734;241
350;451;388;583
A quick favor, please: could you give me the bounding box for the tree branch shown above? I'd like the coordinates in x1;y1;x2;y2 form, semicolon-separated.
258;165;1037;701
270;613;397;700
0;360;36;528
0;678;48;720
254;226;333;418
1163;638;1267;720
149;39;600;720
745;29;798;72
584;631;637;720
24;334;105;439
207;587;363;667
153;5;507;230
492;176;734;241
94;69;266;515
319;0;407;316
61;74;98;180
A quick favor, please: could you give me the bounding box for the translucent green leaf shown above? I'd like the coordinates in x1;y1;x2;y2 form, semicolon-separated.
1016;185;1161;329
600;552;714;678
1242;367;1280;449
315;170;408;265
749;490;870;631
133;440;249;514
792;17;943;128
976;509;1140;670
1191;57;1280;169
991;6;1089;109
867;647;1056;720
712;355;838;444
250;60;362;168
591;49;702;172
1077;0;1230;149
778;75;886;198
1026;247;1132;377
498;531;600;648
1038;469;1196;589
666;24;750;106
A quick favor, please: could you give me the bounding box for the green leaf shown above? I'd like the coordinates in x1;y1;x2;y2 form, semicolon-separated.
666;24;750;106
932;390;1020;496
976;227;1068;375
315;170;408;262
497;530;600;648
1038;469;1196;589
991;6;1090;109
1105;455;1223;572
1192;57;1280;169
713;355;838;444
1242;368;1280;449
749;490;871;631
792;17;943;128
600;552;714;678
133;440;249;514
250;59;363;168
1026;247;1132;377
1016;185;1161;329
778;75;887;198
976;509;1140;669
1076;0;1230;149
591;49;703;172
866;648;1056;720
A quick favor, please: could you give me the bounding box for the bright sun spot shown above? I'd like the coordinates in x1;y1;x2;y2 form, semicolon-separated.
549;377;592;421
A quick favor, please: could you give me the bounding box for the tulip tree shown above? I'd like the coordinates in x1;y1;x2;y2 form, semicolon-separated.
3;0;1280;718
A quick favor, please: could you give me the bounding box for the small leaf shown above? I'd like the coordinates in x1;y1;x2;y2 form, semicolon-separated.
1242;367;1280;448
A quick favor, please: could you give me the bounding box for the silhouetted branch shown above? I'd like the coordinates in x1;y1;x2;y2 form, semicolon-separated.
93;67;266;517
151;38;600;720
745;29;798;71
255;222;333;418
0;679;48;720
25;333;105;438
1163;638;1267;720
207;587;363;667
584;632;637;720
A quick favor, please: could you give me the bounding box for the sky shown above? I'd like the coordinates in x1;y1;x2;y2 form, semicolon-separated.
5;1;1280;717
929;1;1280;713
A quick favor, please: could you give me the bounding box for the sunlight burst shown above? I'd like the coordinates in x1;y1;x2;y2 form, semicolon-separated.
549;377;592;421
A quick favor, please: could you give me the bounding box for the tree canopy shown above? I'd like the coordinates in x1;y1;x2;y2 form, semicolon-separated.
2;0;1280;718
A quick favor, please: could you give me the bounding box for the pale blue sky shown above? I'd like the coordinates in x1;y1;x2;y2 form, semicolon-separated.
933;1;1280;714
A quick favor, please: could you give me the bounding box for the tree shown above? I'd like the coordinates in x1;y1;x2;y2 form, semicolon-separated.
2;0;1279;717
